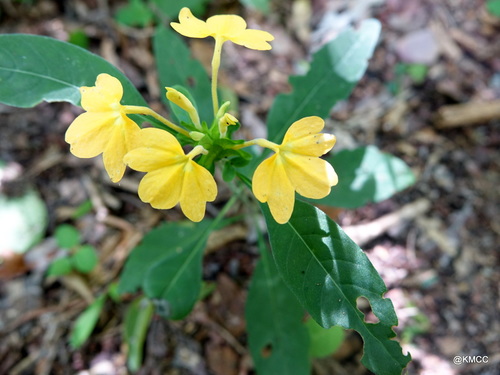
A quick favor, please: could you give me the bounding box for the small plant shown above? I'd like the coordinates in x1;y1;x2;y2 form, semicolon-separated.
47;224;98;276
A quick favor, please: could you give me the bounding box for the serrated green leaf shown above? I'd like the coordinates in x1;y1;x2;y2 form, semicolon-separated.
151;0;209;18
118;220;213;320
0;34;147;108
305;318;344;358
71;244;98;273
319;146;415;208
55;224;80;249
46;257;73;277
240;0;270;13
115;0;154;27
266;19;381;144
70;294;106;349
246;247;310;375
124;297;154;372
153;26;213;123
263;200;411;375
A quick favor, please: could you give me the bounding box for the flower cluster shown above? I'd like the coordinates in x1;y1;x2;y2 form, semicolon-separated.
65;8;337;224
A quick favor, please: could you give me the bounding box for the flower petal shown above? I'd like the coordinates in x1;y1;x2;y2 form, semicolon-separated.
284;133;336;156
102;125;128;183
124;128;186;173
282;153;338;199
132;128;185;155
170;7;211;38
230;29;274;50
207;14;247;39
80;74;123;112
138;165;184;209
179;161;217;222
65;112;117;158
282;116;324;143
99;116;140;182
253;154;295;224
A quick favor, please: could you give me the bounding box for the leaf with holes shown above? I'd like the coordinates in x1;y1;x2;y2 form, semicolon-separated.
263;199;411;375
246;246;309;375
0;34;147;108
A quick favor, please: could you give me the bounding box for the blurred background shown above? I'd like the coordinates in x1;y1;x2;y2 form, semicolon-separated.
0;0;499;374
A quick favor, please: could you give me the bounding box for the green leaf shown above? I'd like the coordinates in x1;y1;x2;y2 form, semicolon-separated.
0;187;47;254
115;0;154;27
487;0;500;17
71;200;93;219
319;146;416;208
55;224;80;249
70;294;106;349
240;0;270;13
305;318;344;358
151;0;210;18
153;26;213;123
246;247;310;375
118;220;213;320
406;63;427;84
46;257;73;277
71;244;98;273
263;200;411;375
266;19;381;144
107;282;121;303
0;34;148;108
67;29;90;49
124;297;154;372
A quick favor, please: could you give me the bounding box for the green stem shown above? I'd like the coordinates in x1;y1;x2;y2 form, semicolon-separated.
123;105;190;137
211;37;224;117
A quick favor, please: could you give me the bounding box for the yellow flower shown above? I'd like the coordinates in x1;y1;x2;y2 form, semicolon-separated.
124;128;217;222
252;116;338;224
65;73;139;183
170;7;274;50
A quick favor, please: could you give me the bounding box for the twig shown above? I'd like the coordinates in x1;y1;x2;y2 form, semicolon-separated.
436;99;500;128
343;199;431;246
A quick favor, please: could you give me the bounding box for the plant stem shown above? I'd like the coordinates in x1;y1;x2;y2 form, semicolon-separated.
123;105;190;137
232;138;280;152
211;37;224;117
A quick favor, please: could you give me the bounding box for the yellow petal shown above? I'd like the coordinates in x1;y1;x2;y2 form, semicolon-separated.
230;29;274;50
80;74;123;112
170;8;211;38
282;116;325;143
253;154;295;224
206;14;247;39
125;147;184;172
132;128;184;155
282;153;338;199
284;133;336;157
65;111;117;158
124;128;185;172
102;126;128;183
179;161;218;222
138;165;184;209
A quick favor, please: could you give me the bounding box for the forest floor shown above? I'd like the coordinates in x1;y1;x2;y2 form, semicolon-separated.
0;0;499;374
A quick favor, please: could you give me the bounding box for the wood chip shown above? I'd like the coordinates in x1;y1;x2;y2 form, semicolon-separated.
436;99;500;128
